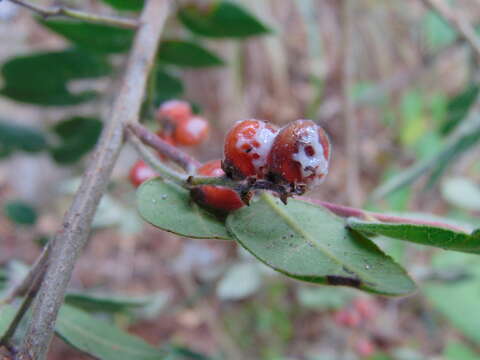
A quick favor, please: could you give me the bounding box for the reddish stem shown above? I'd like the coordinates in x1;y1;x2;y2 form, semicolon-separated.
127;123;201;173
300;197;469;233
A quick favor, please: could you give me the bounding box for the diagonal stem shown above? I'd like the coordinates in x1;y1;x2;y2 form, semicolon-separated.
16;1;170;359
8;0;138;29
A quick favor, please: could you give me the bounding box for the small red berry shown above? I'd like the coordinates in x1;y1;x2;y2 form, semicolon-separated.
353;298;379;321
333;308;361;328
223;119;278;179
129;160;157;187
267;119;331;187
173;116;209;146
354;338;376;358
191;160;244;214
156;100;192;124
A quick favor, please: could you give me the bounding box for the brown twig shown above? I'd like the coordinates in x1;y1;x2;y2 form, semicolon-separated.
420;0;480;59
0;243;51;305
16;1;170;359
127;123;201;173
8;0;138;29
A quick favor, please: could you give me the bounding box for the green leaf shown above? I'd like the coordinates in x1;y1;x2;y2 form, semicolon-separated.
425;252;480;344
39;19;134;54
65;292;148;313
155;69;184;104
0;304;17;337
217;263;262;300
158;40;224;68
348;218;479;254
371;95;480;200
0;120;47;153
50;116;103;164
444;342;479;360
226;194;416;296
0;49;111;106
442;177;480;211
441;85;479;135
178;1;270;38
136;178;231;240
423;11;456;51
4;200;37;226
56;304;167;360
100;0;144;11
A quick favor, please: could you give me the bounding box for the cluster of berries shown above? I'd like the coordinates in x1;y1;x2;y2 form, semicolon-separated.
129;100;209;187
333;297;380;358
130;100;331;215
193;118;331;213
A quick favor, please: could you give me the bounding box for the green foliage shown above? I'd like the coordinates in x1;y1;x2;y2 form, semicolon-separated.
348;218;480;254
137;178;231;240
64;292;148;313
158;40;224;68
444;342;479;360
226;194;416;296
423;11;456;50
100;0;144;11
50;116;103;164
441;85;480;135
0;120;47;154
0;304;16;336
56;305;167;360
425;252;480;344
178;1;270;38
297;286;353;310
155;68;184;104
4;200;37;226
39;19;134;54
442;177;480;211
0;49;111;106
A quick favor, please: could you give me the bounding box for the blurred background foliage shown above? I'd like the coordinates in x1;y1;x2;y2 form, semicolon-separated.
0;0;480;359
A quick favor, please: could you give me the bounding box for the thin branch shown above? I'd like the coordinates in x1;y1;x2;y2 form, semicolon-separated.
17;1;170;359
8;0;138;29
420;0;480;59
126;130;187;184
0;243;51;305
0;267;45;349
127;123;201;173
302;197;469;233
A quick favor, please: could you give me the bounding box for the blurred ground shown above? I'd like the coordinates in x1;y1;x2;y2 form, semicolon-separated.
1;1;480;359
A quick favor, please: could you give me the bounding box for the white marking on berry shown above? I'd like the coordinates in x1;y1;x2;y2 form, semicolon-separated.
186;116;207;137
291;121;329;186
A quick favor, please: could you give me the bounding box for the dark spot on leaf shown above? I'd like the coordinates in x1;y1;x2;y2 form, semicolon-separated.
326;275;361;288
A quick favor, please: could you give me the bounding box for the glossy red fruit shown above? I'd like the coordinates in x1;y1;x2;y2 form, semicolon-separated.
223;119;278;179
129;160;157;188
267;119;330;187
174;116;209;146
191;160;244;213
156;100;192;124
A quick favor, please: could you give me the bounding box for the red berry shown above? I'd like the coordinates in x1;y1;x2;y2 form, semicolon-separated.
353;298;378;321
129;160;157;187
173;116;209;146
354;338;376;358
267;119;330;187
191;160;244;213
156;100;192;124
333;308;361;328
223;119;278;179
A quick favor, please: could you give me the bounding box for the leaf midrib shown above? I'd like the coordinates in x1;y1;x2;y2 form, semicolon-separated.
262;193;380;285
